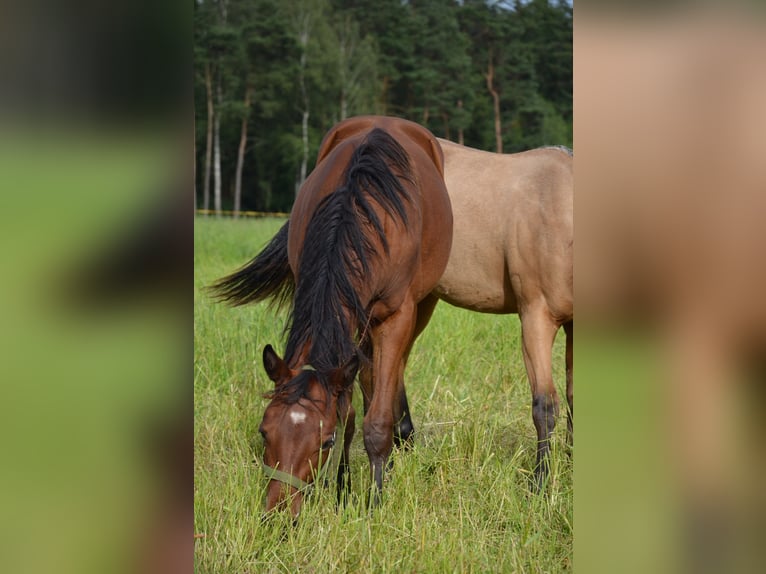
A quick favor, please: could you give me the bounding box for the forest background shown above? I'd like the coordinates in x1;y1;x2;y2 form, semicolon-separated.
194;0;572;214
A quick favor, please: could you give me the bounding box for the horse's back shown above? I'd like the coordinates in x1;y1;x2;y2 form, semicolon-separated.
435;139;572;320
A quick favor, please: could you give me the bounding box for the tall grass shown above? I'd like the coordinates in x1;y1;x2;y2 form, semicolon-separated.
194;217;572;573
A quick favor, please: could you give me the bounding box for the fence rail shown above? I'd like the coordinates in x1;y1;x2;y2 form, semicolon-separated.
195;209;290;218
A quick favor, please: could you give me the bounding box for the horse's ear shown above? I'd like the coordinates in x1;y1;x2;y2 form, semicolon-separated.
400;122;445;178
316;116;376;165
263;344;290;384
315;130;338;166
331;353;359;392
425;135;446;178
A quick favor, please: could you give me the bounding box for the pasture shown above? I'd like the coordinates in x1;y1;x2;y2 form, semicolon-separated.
194;217;572;573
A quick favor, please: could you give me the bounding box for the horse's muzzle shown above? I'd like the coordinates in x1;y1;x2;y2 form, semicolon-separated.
264;480;303;519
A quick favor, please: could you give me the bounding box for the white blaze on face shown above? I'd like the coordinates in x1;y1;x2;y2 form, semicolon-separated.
289;408;307;426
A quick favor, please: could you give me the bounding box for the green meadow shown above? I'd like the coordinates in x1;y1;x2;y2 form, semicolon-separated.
194;217;572;573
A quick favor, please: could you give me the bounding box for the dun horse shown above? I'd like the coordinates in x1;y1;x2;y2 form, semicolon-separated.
437;139;572;486
362;138;573;489
211;116;453;516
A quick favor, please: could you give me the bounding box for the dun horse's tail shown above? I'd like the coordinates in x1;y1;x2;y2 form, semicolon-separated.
208;220;294;308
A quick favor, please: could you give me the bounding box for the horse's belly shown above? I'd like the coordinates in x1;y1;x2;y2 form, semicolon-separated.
432;261;517;314
430;209;517;313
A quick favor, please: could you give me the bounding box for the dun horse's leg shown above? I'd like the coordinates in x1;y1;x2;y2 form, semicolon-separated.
364;296;417;506
520;306;561;489
393;294;440;449
564;320;573;447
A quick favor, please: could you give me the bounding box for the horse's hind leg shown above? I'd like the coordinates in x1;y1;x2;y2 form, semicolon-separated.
520;305;561;490
394;389;414;448
564;320;573;447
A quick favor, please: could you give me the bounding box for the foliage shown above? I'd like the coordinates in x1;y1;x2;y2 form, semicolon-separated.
194;217;572;572
194;0;572;211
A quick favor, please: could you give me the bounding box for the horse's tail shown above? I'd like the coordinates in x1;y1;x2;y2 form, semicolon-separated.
207;220;294;308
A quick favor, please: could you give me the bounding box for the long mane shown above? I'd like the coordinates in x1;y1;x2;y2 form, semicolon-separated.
541;145;573;157
284;127;412;373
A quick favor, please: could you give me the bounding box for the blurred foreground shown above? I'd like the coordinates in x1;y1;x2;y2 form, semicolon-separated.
576;3;766;573
0;1;190;573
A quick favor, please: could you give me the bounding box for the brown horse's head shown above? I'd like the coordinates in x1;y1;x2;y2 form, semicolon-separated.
259;345;357;518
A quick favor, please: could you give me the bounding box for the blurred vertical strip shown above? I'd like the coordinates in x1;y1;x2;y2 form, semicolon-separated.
0;1;191;574
575;3;766;574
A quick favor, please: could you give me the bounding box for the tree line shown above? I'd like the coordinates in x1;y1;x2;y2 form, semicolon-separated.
194;0;572;215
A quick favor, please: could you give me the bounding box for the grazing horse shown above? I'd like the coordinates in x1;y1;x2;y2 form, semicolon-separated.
362;140;573;488
211;116;453;516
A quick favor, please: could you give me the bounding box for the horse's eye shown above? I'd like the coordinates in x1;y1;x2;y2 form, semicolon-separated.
259;427;267;442
321;437;335;450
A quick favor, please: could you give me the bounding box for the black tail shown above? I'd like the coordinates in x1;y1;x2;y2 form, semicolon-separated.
207;220;294;308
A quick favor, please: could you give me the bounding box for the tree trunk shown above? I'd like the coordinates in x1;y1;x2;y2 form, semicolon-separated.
457;99;464;145
380;76;389;115
338;18;349;120
297;23;310;197
203;62;213;212
233;86;252;219
212;0;227;217
213;74;223;217
486;57;502;153
300;107;309;188
442;113;450;141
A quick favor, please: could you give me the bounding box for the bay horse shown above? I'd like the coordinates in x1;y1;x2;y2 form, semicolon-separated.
211;116;453;516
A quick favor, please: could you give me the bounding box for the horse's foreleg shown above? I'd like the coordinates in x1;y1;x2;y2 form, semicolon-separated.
564;320;573;447
364;297;417;506
361;334;413;454
393;294;440;449
520;306;561;490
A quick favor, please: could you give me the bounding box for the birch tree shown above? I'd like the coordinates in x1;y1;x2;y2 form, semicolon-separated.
335;15;378;120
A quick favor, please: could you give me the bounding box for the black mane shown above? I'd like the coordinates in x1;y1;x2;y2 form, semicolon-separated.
265;369;322;405
284;127;412;375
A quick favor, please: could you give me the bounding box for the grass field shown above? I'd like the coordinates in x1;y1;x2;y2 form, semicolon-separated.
194;217;572;573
